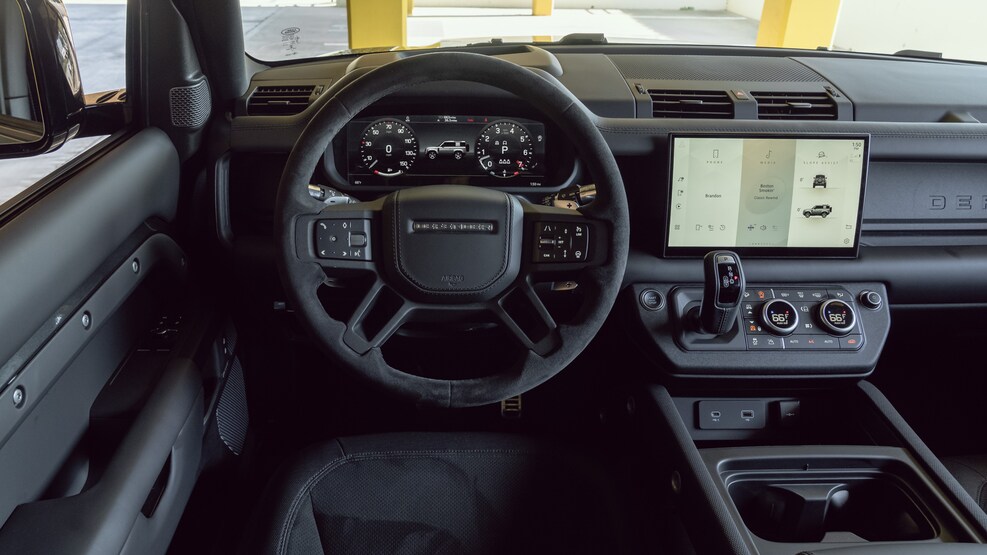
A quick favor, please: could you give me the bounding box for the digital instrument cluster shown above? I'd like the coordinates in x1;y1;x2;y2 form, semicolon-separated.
344;116;548;187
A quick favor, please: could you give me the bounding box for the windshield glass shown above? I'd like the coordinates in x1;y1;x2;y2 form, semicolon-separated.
242;1;987;63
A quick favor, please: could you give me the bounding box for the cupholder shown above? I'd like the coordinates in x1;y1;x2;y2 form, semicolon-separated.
728;474;937;543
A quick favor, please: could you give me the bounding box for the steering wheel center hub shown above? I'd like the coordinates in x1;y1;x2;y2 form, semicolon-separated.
381;185;524;303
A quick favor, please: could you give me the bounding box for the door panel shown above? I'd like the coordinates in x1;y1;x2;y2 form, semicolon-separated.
0;128;199;554
0;128;179;369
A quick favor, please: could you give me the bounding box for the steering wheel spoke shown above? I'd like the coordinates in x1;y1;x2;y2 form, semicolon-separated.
493;282;561;357
342;281;411;355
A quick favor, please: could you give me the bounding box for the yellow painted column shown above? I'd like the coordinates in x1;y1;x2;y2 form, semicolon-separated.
533;0;553;17
407;0;414;16
756;0;842;49
347;0;408;50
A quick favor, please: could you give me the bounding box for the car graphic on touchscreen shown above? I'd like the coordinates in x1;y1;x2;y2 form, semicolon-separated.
813;174;828;188
804;204;833;218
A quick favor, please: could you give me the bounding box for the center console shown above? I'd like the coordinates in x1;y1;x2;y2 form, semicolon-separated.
624;133;987;553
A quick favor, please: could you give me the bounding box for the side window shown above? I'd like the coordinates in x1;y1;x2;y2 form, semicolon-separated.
0;1;127;209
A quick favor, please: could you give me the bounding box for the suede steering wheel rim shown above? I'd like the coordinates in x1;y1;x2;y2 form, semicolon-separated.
274;52;629;408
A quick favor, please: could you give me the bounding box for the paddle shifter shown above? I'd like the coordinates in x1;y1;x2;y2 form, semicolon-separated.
699;250;745;335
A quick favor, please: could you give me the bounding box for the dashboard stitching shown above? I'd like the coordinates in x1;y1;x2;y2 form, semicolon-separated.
393;193;512;295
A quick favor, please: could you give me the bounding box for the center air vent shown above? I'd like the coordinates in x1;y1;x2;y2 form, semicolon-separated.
246;85;323;116
751;91;837;120
648;89;734;119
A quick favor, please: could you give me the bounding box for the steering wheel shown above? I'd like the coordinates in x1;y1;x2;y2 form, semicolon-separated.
274;52;629;408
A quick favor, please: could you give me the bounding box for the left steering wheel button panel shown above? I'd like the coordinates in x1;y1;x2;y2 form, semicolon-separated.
316;219;372;260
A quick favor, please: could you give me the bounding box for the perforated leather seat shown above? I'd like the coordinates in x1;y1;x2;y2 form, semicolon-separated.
243;433;637;555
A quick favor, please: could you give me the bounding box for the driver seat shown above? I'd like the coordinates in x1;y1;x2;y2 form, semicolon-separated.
243;432;636;555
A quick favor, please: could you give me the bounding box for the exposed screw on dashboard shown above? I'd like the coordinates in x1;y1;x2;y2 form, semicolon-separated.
82;311;92;330
132;258;140;273
12;386;25;408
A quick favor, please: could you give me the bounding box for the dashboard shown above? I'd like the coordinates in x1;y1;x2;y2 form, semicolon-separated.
227;44;987;374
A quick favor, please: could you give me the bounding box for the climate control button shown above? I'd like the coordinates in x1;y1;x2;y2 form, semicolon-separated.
760;299;799;336
818;299;857;336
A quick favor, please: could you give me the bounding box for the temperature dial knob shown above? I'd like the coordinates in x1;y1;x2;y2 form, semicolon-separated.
818;299;856;335
761;299;799;336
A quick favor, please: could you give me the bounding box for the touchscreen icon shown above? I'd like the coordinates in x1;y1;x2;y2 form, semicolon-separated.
712;149;720;159
817;151;827;158
803;204;833;218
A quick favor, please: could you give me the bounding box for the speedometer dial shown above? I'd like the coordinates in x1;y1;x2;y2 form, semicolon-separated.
359;119;418;176
475;120;535;178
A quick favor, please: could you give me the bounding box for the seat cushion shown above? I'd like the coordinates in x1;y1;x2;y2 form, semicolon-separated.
943;455;987;512
243;432;635;555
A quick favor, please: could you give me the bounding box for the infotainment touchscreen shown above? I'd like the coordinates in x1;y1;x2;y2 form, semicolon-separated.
665;135;868;257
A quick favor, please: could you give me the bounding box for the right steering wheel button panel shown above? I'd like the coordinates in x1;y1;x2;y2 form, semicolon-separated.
533;222;588;262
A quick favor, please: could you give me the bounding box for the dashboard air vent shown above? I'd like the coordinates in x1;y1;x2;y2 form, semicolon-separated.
648;89;734;119
751;91;837;120
247;85;321;116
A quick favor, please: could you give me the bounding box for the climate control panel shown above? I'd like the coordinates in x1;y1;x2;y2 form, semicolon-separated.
741;287;862;351
626;282;891;378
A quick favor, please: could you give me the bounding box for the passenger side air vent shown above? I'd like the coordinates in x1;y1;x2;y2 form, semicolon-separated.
752;91;837;120
246;85;323;116
648;89;734;119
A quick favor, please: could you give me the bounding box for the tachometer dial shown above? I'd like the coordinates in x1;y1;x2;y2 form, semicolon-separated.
475;120;535;178
359;119;418;176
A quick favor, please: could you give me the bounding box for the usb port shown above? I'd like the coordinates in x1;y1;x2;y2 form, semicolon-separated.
710;410;722;419
740;410;755;419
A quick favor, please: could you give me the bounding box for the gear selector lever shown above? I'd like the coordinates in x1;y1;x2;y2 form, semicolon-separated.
698;250;745;335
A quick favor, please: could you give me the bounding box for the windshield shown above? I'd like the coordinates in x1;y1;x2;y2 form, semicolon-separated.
242;1;987;63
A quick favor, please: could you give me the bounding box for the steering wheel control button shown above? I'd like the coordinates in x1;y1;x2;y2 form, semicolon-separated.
760;299;799;336
316;219;372;260
859;290;883;310
348;232;368;248
639;289;664;311
746;335;783;350
533;222;588;262
818;299;856;335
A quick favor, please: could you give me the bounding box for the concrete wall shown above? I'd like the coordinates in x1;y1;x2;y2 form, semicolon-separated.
833;0;987;61
725;0;764;20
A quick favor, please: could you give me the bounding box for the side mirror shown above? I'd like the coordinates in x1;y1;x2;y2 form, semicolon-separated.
0;0;85;160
